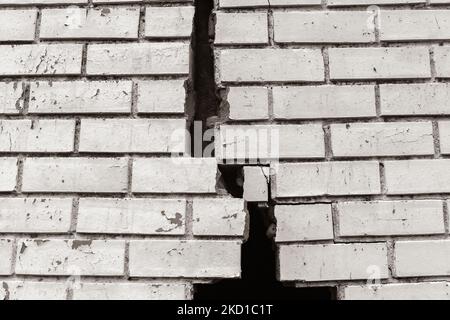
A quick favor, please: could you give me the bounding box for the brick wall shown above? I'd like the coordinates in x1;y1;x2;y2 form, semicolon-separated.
214;0;450;300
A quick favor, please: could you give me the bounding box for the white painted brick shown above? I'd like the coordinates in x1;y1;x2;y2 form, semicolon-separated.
273;85;376;119
216;124;325;160
0;198;72;233
0;120;75;152
145;7;195;38
275;11;374;43
329;47;431;80
22;157;128;193
228;87;269;120
219;0;321;7
338;200;445;237
275;204;334;242
380;10;450;41
0;44;82;76
79;119;186;153
193;198;247;236
0;158;17;192
29;81;132;114
439;121;450;154
0;0;86;3
434;46;450;78
129;240;241;278
16;239;125;276
77;198;185;235
380;83;450;116
215;12;268;45
331;122;434;157
0;281;67;300
344;282;450;300
0;239;13;275
219;49;324;82
243;166;269;202
0;10;37;42
87;43;190;75
137;80;186;114
40;7;139;39
0;82;25;114
395;240;450;277
132;158;217;194
279;243;388;281
385;160;450;194
272;161;380;198
329;0;424;5
73;282;189;300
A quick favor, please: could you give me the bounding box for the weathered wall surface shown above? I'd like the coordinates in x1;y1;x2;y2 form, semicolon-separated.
214;0;450;300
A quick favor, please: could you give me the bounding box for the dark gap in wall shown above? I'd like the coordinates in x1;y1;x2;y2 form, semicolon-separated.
194;202;336;300
217;165;244;198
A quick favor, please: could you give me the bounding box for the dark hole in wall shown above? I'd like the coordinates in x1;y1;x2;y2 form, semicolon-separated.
194;203;336;300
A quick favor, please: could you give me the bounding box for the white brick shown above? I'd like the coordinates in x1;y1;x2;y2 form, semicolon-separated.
0;44;82;76
215;12;268;45
331;122;434;157
344;283;450;300
193;198;247;237
0;10;37;42
243;166;269;202
0;0;86;3
129;240;241;278
73;282;189;300
273;85;376;119
439;121;450;154
219;0;321;7
279;243;388;281
0;82;25;114
145;7;195;38
380;10;450;41
338;200;445;237
137;80;186;114
275;204;334;242
385;160;450;194
87;43;190;75
40;7;139;39
132;158;217;194
228;87;269;120
395;240;450;277
0;120;75;152
79;119;186;153
329;47;431;80
16;239;125;276
0;198;72;233
272;161;380;198
0;281;67;300
77;198;185;235
29;81;132;114
216;124;325;160
219;49;324;82
0;239;13;275
0;158;17;192
329;0;424;5
22;157;128;193
275;11;374;43
435;46;450;78
380;83;450;116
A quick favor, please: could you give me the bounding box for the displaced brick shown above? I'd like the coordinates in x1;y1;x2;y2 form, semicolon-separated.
228;87;269;120
278;243;388;281
0;198;72;233
136;80;186;114
22;157;128;193
132;158;217;193
275;204;334;242
0;10;37;42
0;281;67;300
145;7;195;38
331;122;434;157
272;161;381;198
129;240;241;278
337;200;445;237
77;198;186;235
0;158;17;192
192;198;247;237
215;12;268;45
243;166;269;202
15;239;125;276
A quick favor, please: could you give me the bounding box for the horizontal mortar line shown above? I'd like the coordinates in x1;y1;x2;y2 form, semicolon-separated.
216;42;443;49
0;234;204;240
215;5;446;13
0;115;187;119
273;194;450;204
294;277;450;288
222;118;450;125
0;275;209;283
0;74;191;79
334;234;450;243
0;193;235;199
0;3;195;10
219;79;443;86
